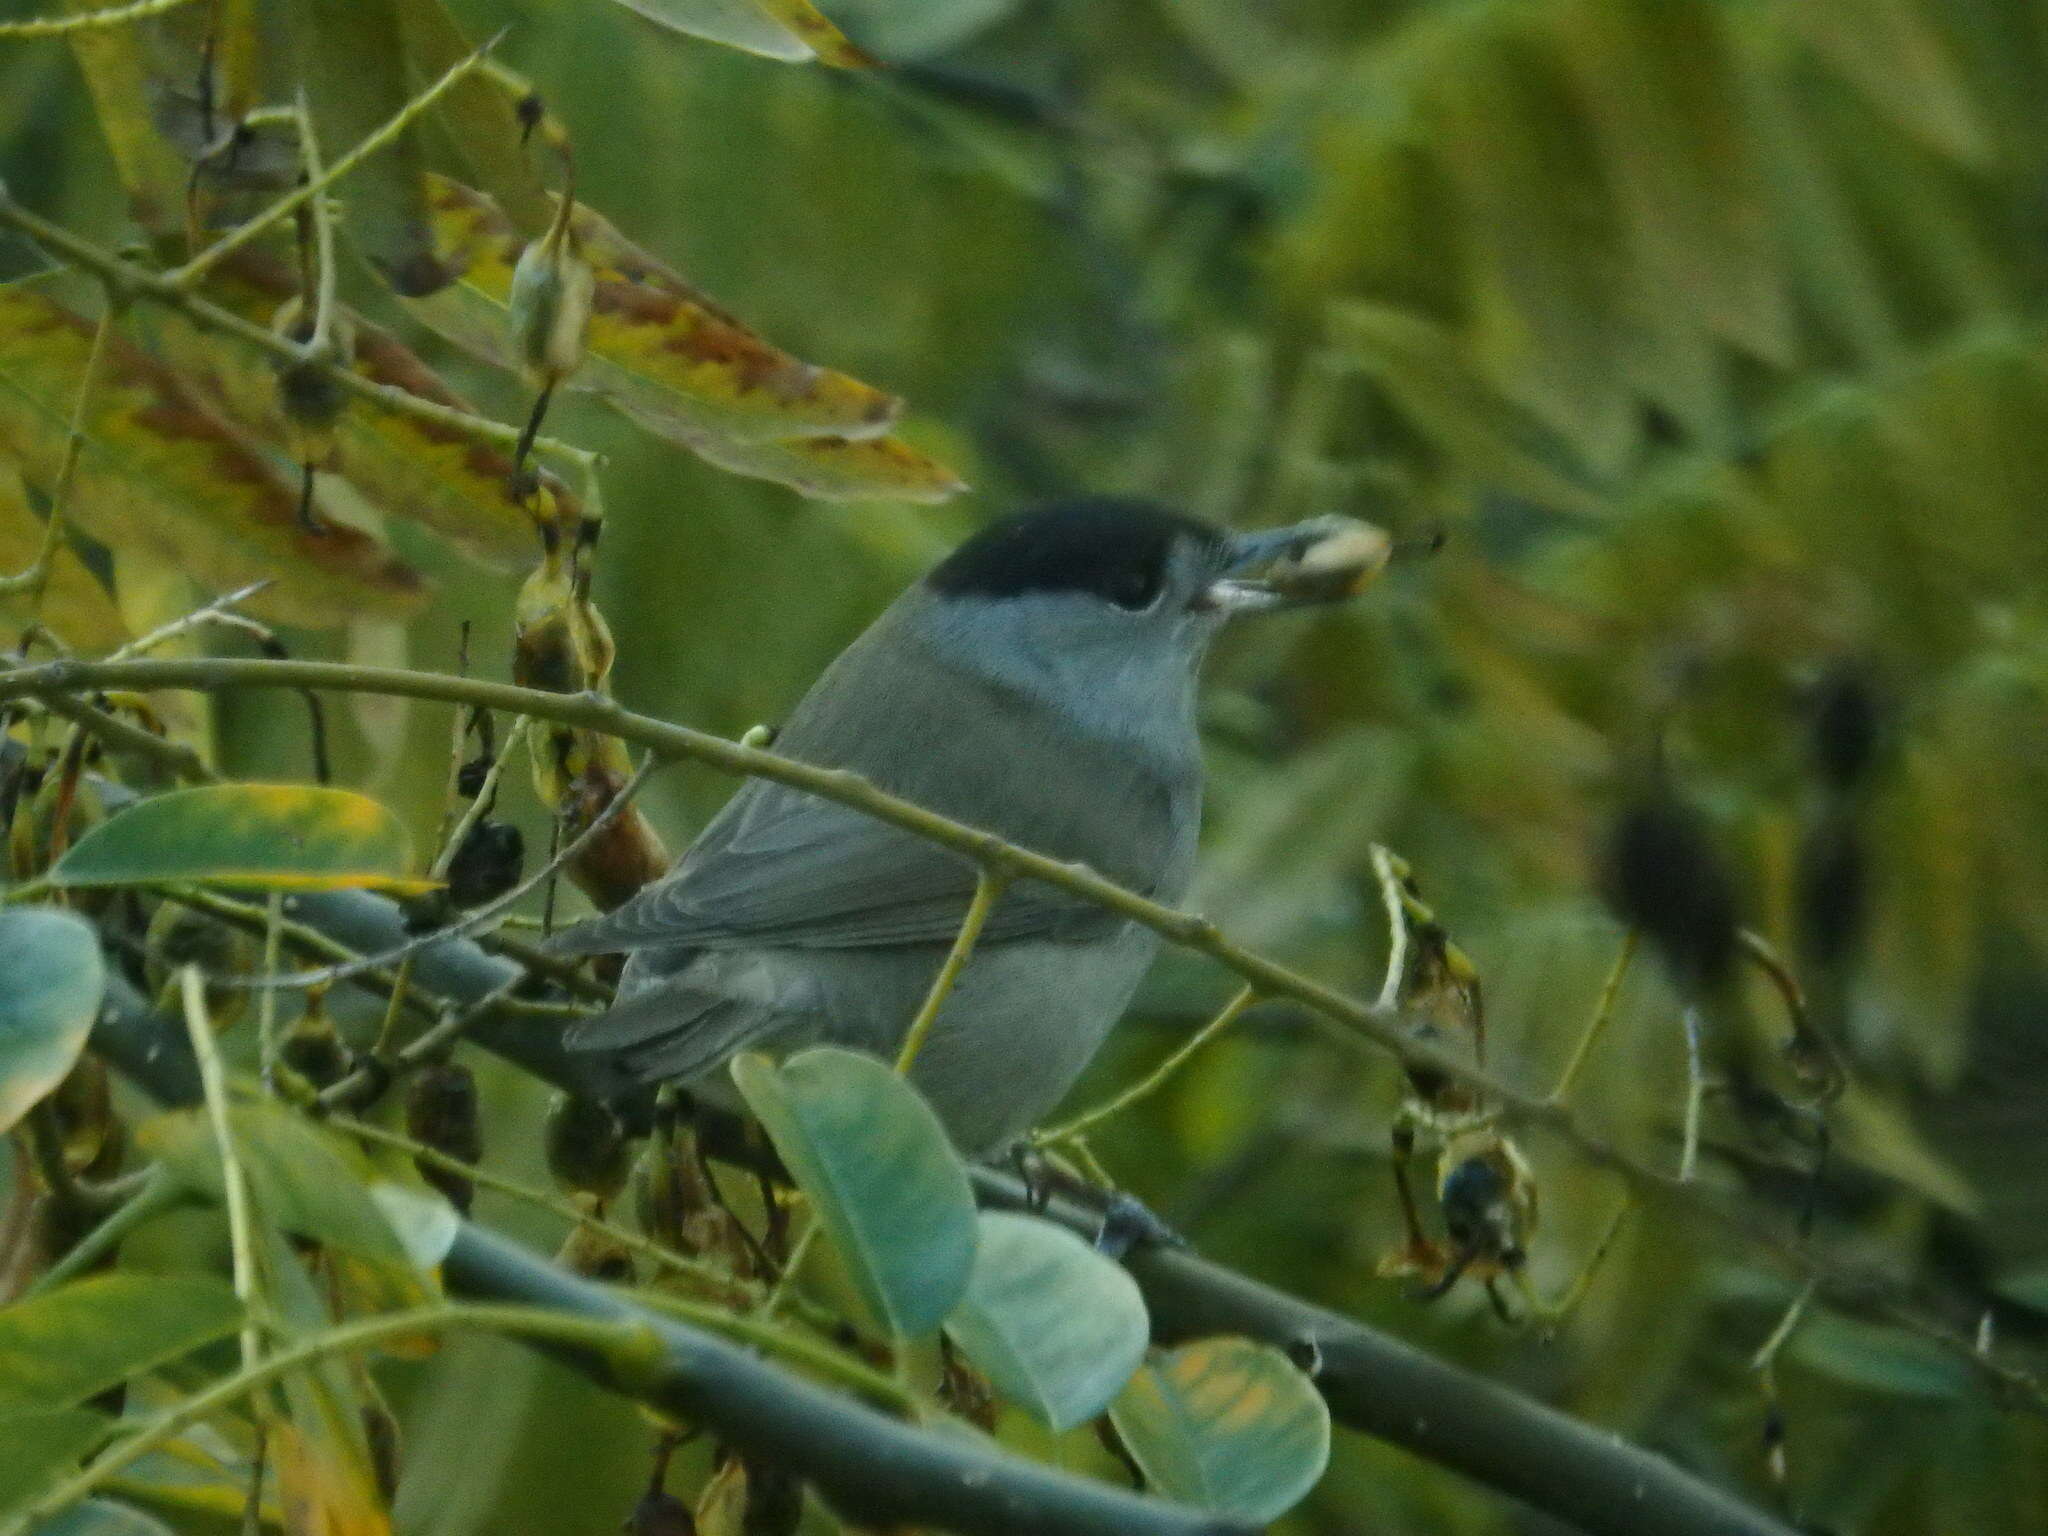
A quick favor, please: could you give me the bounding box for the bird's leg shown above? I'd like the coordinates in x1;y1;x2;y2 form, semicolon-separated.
1000;1141;1187;1259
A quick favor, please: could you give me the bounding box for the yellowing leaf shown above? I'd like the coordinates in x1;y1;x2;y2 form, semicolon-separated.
50;783;434;894
0;907;105;1136
0;286;428;628
609;0;875;67
272;1418;393;1536
143;252;564;569
0;459;129;653
408;178;963;500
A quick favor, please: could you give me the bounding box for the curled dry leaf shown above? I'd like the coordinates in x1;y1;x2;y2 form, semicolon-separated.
0;285;427;627
410;177;965;501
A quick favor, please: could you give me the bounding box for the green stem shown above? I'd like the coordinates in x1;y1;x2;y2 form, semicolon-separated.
179;966;264;1373
1042;984;1257;1143
0;0;198;38
895;868;1005;1074
0;301;119;604
1549;930;1637;1104
170;30;504;289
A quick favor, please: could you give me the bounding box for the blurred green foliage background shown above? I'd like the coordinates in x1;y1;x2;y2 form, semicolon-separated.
8;0;2048;1530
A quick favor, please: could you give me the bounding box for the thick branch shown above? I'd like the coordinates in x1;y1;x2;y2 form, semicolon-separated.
86;920;1800;1536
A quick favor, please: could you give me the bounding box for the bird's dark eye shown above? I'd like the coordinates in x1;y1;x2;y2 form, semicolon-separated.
1104;561;1163;611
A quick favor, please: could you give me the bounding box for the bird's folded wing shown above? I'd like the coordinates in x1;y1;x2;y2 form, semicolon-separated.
547;781;1126;955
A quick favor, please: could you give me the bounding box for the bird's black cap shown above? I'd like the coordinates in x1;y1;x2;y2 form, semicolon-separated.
925;497;1222;611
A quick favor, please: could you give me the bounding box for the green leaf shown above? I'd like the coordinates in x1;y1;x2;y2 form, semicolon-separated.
1788;1312;1974;1400
0;1408;108;1520
140;1100;414;1273
609;0;874;66
298;0;449;295
0;907;104;1135
31;1499;176;1536
0;1274;242;1414
50;784;433;895
1108;1338;1331;1523
731;1047;977;1338
943;1211;1149;1431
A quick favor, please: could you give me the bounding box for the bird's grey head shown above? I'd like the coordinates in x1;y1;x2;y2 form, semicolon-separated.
902;497;1352;753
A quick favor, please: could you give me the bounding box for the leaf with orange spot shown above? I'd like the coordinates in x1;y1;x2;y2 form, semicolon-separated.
1108;1338;1330;1524
0;285;428;628
51;783;435;895
137;252;562;570
609;0;875;67
409;178;962;500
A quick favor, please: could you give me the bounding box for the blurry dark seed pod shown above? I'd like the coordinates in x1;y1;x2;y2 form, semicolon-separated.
1599;789;1740;995
363;1400;403;1505
626;1488;696;1536
144;901;257;1029
544;1090;632;1204
555;1193;636;1281
269;297;353;467
739;1454;801;1536
455;754;494;800
507;228;595;386
445;818;525;908
49;1055;122;1181
406;1063;483;1214
278;993;351;1091
1796;806;1868;968
1807;664;1882;793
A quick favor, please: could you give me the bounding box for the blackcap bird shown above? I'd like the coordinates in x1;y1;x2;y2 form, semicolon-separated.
551;498;1388;1153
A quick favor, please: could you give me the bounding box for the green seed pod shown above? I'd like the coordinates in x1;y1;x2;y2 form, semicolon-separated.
554;1193;635;1282
507;228;594;386
544;1090;632;1204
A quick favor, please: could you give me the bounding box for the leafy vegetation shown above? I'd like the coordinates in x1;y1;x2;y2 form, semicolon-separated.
2;0;2047;1533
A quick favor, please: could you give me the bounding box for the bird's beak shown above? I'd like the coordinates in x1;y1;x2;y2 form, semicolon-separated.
1197;515;1416;617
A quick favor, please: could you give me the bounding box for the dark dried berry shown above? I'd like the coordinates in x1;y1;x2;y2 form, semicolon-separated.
1807;666;1882;792
407;1063;483;1213
1600;791;1740;993
625;1489;694;1536
544;1090;631;1203
446;819;524;908
1796;809;1867;967
456;755;494;799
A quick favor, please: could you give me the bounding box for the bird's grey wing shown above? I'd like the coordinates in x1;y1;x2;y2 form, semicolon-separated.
564;954;787;1081
549;778;1117;955
549;593;1187;958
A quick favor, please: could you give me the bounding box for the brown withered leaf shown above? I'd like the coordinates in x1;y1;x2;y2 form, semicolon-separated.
140;251;569;568
0;284;427;628
408;177;963;500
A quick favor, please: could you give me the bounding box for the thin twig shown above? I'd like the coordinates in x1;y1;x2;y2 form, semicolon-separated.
179;966;264;1374
1042;984;1258;1144
0;302;119;603
1550;930;1637;1103
0;0;199;38
170;29;507;289
0;195;597;478
230;752;660;991
431;716;530;881
894;868;1005;1074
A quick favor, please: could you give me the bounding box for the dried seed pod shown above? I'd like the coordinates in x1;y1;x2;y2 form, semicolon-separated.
554;1193;636;1281
1262;515;1394;601
507;226;595;388
269;299;352;460
444;818;525;908
363;1399;403;1505
406;1063;483;1214
48;1056;124;1182
1795;806;1867;969
625;1488;695;1536
1599;789;1740;995
278;991;351;1091
1806;664;1882;793
544;1090;632;1204
144;901;257;1028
